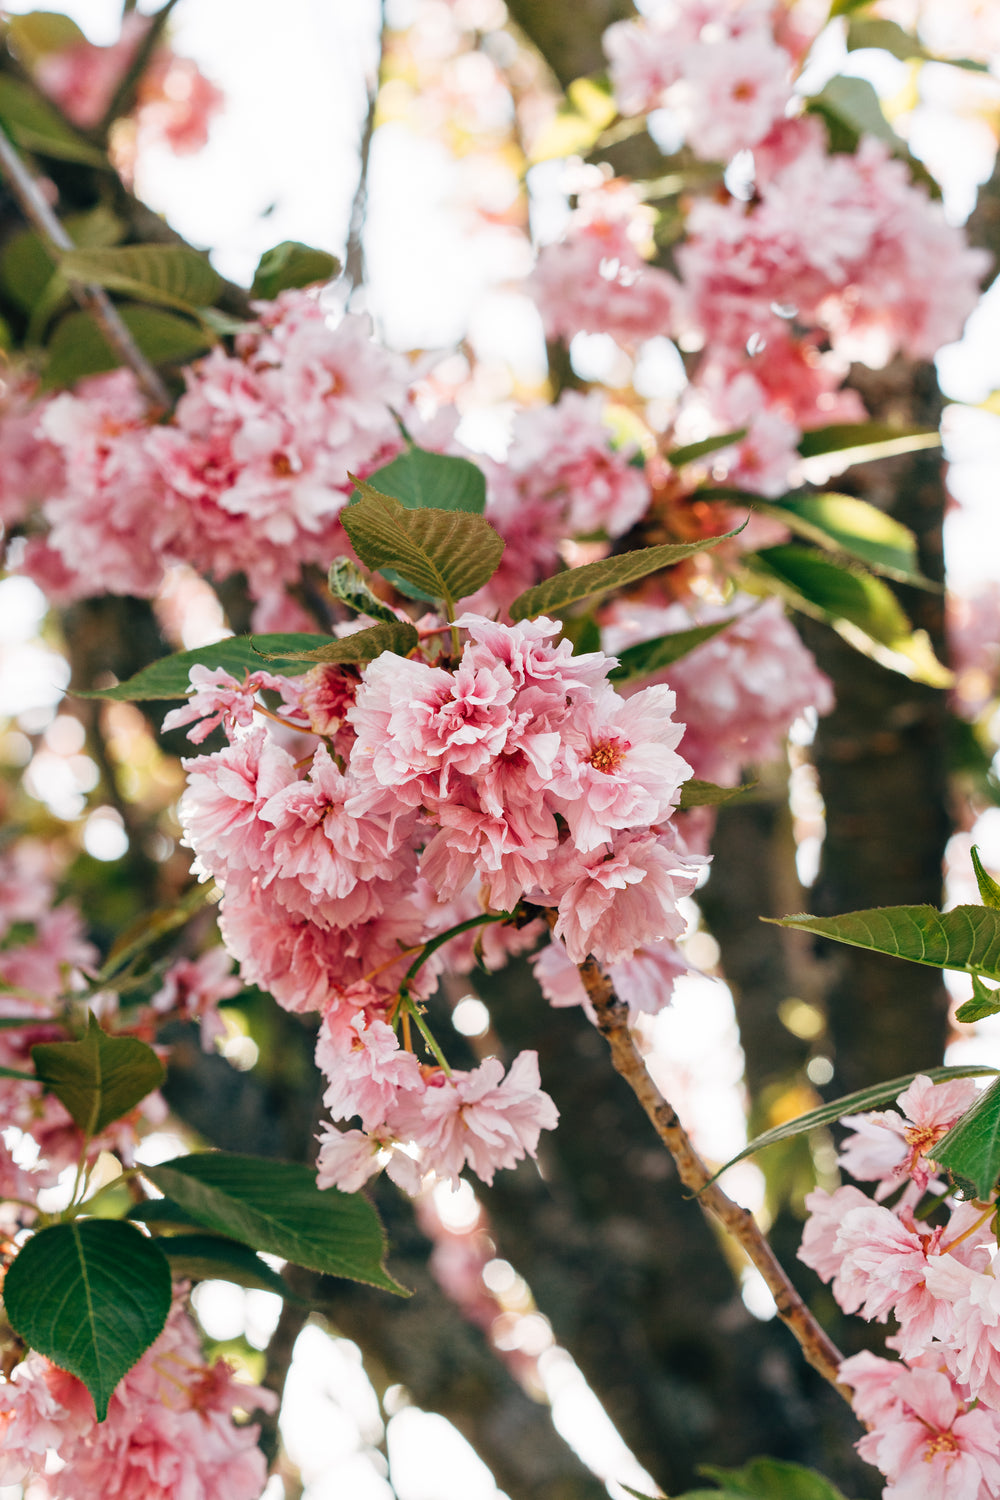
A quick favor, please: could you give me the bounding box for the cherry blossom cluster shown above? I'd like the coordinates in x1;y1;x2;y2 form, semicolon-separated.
602;594;834;789
528;0;986;505
1;293;654;631
31;10;223;162
799;1074;1000;1496
172;613;705;1194
13;294;409;605
0;1292;275;1499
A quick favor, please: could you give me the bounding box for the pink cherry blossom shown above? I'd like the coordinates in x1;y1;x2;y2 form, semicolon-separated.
839;1075;980;1198
315;1009;424;1130
315;1122;424;1195
152;947;242;1049
0;1297;275;1500
670;33;794;163
390;1050;559;1188
855;1366;1000;1500
162;665;303;744
179;726;298;883
549;827;702;967
603;596;834;786
548;683;691;852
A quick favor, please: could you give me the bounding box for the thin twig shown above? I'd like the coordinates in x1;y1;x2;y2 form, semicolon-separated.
575;952;851;1400
100;0;183;138
0;125;169;409
343;0;384;292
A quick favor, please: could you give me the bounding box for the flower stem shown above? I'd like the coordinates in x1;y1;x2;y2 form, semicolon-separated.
404;996;452;1076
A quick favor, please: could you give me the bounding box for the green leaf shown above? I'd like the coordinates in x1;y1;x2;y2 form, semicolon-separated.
158;1233;299;1298
342;479;504;608
0;1063;35;1079
694;1457;850;1500
363;445;487;516
758;493;932;587
973;846;1000;910
127;1197;208;1230
6;11;88;61
327;559;401;623
808;74;901;150
251;240;340;300
745;545;951;687
846;17;926;60
796;422;941;464
678;779;755;810
43;304;212;389
252;619;418;664
956;975;1000;1025
711;1064;998;1176
0;75;107;166
667;428;747;468
58;245;222;315
770;904;1000;980
509;529;743;623
4;1219;172;1420
0;207;123;314
145;1152;408;1293
79;633;335;702
608;621;731;683
31;1012;165;1137
934;1077;1000;1199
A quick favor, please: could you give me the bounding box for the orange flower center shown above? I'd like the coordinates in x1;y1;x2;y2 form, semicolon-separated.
588;741;624;774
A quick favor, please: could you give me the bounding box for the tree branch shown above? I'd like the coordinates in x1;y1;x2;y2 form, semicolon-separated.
575;953;850;1400
0;123;169;409
343;0;383;293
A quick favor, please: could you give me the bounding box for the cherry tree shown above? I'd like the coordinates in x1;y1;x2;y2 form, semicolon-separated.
1;2;1000;1497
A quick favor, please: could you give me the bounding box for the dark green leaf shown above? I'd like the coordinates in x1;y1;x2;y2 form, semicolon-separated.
711;1064;998;1176
796;422;941;463
363;446;486;515
608;621;731;683
4;1220;171;1420
678;778;755;810
0;75;107;166
770;904;1000;979
252;619;418;664
695;1457;850;1500
128;1197;208;1230
0;207;123;314
159;1234;299;1298
327;559;401;623
956;975;1000;1025
667;428;747;468
509;529;743;623
79;633;334;702
145;1152;408;1293
0;1063;35;1079
746;545;950;686
58;245;222;314
342;479;504;607
32;1012;164;1137
759;493;932;587
934;1077;1000;1199
251;241;340;300
43;304;212;389
973;846;1000;910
